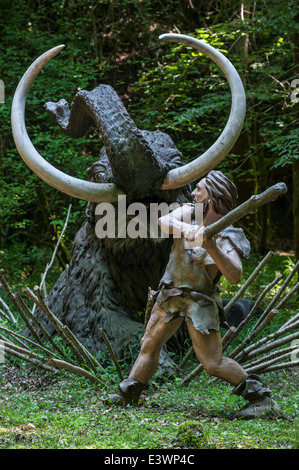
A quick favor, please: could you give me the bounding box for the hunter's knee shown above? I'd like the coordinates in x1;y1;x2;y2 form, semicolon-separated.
202;358;222;378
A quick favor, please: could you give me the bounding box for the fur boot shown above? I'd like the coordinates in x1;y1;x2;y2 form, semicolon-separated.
232;374;280;419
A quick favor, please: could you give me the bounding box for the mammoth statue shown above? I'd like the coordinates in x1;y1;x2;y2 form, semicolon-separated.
11;34;246;362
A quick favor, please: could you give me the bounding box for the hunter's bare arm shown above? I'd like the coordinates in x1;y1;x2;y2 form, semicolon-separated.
159;206;242;284
158;204;198;238
189;226;243;284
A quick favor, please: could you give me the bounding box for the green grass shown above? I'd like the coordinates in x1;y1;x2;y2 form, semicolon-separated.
0;364;298;450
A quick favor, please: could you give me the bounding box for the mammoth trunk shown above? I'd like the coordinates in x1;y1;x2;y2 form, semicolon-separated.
45;84;166;200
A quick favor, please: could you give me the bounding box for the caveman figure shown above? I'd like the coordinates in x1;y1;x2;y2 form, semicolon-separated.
110;171;280;419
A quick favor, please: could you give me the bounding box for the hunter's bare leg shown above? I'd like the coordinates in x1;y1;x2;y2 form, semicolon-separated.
186;322;247;386
186;322;280;418
109;303;183;405
129;302;184;384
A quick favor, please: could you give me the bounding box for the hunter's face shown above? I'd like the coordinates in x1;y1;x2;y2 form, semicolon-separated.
191;179;209;203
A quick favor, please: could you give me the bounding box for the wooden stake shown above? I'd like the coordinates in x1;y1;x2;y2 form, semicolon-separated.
244;348;297;374
14;292;67;359
47;358;109;388
230;283;299;360
0;325;61;359
0;307;13;322
238;329;299;363
32;204;72;312
0;276;45;347
243;344;298;371
254;359;299;374
2;343;58;373
221;273;284;353
0;292;17;323
0;327;30;351
179;364;204;386
253;260;299;331
99;328;123;381
223;251;274;314
25;285;114;382
62;325;108;377
278;312;299;332
179;346;194;370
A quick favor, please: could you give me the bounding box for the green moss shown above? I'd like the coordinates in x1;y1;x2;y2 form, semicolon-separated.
175;420;209;448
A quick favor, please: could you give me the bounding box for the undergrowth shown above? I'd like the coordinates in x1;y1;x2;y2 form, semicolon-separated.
0;363;298;450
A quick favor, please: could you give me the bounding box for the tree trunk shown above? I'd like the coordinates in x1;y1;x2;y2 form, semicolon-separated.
256;144;269;254
293;158;299;260
293;14;299;260
229;2;259;249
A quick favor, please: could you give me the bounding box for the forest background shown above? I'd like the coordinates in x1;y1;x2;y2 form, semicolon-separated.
0;0;298;290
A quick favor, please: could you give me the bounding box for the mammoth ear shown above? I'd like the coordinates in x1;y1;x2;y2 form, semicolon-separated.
11;45;124;203
159;34;246;190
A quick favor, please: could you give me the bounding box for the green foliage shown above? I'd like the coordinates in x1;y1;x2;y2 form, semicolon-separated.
130;2;298;171
269;129;299;169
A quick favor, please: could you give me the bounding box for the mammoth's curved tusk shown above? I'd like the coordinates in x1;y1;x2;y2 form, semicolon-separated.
159;34;246;190
11;45;124;203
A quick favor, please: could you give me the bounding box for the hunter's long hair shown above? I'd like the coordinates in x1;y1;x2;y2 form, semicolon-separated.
204;170;238;215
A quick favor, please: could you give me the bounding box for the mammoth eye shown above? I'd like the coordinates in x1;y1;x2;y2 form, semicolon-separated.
95;171;106;181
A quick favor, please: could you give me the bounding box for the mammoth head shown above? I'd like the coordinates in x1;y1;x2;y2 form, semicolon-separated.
44;84;186;205
11;34;246;204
